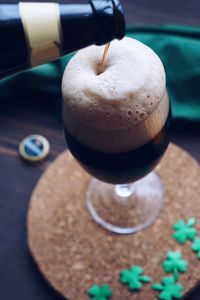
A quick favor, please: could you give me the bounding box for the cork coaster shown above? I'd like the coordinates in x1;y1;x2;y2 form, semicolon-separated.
28;143;200;299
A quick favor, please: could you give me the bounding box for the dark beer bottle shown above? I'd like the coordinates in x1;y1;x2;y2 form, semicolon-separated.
0;0;125;79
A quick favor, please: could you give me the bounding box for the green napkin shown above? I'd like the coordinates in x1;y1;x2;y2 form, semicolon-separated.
1;24;200;121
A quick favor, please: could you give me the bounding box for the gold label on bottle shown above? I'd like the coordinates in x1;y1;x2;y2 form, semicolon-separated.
19;2;62;67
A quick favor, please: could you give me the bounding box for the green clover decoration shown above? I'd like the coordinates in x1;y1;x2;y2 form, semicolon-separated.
173;218;197;244
162;251;188;281
152;276;183;300
87;218;199;299
191;237;200;259
120;265;151;290
88;284;112;300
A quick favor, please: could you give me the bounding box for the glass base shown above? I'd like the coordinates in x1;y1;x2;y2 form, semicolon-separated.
86;171;164;234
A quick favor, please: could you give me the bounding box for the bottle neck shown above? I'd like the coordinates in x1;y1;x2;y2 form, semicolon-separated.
19;0;125;62
60;4;95;54
60;1;125;53
0;1;125;79
89;0;125;44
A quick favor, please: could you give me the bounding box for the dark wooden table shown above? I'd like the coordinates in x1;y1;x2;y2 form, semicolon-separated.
0;1;200;299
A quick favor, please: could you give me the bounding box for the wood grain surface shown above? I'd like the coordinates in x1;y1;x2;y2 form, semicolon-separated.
0;1;199;300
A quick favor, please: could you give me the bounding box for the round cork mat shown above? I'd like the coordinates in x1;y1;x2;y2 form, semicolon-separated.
28;144;200;300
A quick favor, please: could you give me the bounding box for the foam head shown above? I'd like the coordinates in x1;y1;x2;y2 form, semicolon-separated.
62;37;169;153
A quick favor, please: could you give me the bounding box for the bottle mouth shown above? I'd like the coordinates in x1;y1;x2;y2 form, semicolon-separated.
111;0;126;40
90;0;126;45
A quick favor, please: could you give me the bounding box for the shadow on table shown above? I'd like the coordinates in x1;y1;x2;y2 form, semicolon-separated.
28;250;69;300
184;287;200;300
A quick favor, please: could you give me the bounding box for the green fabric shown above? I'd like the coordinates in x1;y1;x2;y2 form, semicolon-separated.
1;24;200;121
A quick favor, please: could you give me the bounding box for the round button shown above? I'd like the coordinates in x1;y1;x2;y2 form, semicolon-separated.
19;135;50;163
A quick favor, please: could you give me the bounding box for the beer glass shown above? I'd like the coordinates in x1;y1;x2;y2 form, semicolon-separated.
62;38;171;234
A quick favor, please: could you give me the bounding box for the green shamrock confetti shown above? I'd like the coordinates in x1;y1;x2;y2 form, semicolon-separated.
173;218;197;244
88;284;112;300
191;237;200;259
162;251;188;281
120;265;151;290
152;276;183;300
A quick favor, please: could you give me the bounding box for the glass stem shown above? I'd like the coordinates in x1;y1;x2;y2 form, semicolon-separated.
115;184;134;199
